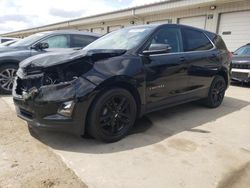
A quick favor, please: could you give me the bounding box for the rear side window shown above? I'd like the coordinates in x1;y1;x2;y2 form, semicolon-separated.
182;28;213;51
71;35;97;48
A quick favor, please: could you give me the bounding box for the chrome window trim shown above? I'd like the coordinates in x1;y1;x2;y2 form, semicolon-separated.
143;28;216;57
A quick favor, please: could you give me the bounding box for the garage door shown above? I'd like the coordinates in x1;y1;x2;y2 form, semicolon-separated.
218;11;250;51
108;25;123;33
92;27;105;34
179;16;206;29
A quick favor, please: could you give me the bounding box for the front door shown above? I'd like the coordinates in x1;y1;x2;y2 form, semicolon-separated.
142;26;189;110
31;34;70;56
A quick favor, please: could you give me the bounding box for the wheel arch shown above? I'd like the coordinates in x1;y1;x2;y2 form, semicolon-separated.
0;59;20;68
94;76;142;117
84;75;143;134
84;76;143;136
217;68;229;87
106;81;142;117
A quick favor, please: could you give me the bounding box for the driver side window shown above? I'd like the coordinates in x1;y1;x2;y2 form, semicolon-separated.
149;27;182;53
42;35;70;48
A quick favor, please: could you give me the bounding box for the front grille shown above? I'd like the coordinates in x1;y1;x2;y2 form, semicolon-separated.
232;63;250;69
15;76;42;95
232;72;249;79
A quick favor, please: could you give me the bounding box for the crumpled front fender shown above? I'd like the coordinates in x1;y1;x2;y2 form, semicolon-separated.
35;76;96;102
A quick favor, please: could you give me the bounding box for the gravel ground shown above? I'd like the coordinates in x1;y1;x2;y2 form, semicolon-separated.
0;97;87;188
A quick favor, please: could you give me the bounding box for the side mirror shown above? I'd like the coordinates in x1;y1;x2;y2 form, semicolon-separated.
143;44;172;55
31;42;49;50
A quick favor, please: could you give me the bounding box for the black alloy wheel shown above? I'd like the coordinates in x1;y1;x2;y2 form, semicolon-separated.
204;75;226;108
88;88;137;142
100;95;131;135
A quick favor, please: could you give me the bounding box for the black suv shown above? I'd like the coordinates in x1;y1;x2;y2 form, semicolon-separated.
13;24;231;142
231;44;250;83
0;30;100;94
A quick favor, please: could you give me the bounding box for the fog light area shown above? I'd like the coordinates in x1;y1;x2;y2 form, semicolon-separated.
57;100;75;117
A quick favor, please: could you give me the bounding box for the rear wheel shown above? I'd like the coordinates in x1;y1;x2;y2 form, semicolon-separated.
203;75;226;108
0;64;18;94
87;88;137;142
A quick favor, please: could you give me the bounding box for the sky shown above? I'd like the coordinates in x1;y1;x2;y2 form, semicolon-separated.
0;0;160;34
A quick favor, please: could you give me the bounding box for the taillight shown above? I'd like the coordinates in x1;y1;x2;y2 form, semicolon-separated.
228;51;233;71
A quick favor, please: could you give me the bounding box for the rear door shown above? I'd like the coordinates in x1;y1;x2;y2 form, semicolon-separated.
181;27;219;97
144;26;190;110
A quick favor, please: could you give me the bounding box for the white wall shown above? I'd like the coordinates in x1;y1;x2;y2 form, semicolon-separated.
66;0;250;35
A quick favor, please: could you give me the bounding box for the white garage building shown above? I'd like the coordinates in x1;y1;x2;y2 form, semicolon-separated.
2;0;250;51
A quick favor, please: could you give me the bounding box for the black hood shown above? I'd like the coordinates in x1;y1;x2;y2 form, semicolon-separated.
232;55;250;64
19;49;127;70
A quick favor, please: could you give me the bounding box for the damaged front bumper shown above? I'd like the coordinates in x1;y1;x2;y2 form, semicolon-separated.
13;76;97;135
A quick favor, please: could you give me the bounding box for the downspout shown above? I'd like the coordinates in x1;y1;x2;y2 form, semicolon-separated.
131;8;144;24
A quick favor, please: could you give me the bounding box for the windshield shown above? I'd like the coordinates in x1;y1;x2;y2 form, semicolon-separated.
11;33;47;47
85;26;154;50
234;45;250;56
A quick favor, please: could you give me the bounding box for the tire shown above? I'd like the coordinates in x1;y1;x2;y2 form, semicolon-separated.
87;88;137;143
0;64;18;94
203;75;226;108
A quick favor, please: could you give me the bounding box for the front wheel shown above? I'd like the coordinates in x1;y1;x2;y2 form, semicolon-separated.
0;64;18;94
203;75;226;108
87;88;137;143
